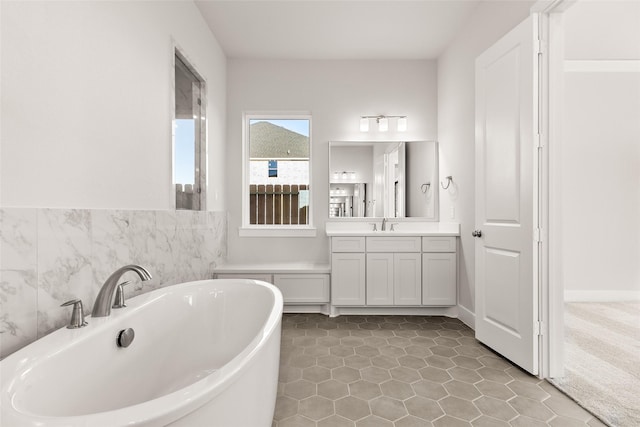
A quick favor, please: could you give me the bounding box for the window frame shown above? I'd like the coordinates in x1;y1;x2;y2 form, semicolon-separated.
172;47;207;211
241;112;316;237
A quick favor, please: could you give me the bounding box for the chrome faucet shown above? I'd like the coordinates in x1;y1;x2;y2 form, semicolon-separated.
92;265;152;317
381;217;388;231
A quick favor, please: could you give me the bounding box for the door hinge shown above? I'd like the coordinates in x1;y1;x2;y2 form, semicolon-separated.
535;39;545;55
534;228;542;243
535;133;543;148
534;320;544;337
197;98;202;106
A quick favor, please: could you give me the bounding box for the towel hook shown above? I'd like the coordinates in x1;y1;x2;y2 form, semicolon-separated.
421;183;430;193
441;176;453;190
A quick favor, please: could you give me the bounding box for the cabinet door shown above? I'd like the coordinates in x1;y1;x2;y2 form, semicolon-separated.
273;274;330;304
422;253;457;306
366;253;394;305
394;253;422;306
331;253;366;306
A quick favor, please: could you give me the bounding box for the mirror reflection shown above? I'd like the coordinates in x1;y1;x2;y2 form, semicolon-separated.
329;141;438;220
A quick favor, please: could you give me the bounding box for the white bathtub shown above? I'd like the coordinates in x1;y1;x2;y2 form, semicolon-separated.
0;279;283;427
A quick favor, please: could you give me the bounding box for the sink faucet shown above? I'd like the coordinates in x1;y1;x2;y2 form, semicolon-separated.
92;265;152;317
381;217;388;231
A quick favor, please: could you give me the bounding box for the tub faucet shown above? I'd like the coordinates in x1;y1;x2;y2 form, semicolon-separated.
92;265;152;318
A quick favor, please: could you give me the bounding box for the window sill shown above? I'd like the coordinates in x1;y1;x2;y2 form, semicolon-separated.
239;226;317;238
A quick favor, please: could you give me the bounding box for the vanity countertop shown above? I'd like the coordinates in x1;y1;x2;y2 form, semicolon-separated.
325;221;460;237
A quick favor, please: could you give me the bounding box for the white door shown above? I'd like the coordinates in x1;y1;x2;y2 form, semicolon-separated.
475;15;539;375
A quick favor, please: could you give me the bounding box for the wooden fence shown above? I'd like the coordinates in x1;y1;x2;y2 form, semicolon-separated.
249;184;309;225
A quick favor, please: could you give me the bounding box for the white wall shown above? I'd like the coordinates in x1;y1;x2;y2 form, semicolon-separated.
559;0;640;301
437;1;535;313
226;60;437;264
1;0;227;211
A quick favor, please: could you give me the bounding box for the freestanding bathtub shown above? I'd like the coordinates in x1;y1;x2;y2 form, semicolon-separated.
0;279;283;427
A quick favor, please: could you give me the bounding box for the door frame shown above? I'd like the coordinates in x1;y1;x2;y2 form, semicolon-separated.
531;0;575;379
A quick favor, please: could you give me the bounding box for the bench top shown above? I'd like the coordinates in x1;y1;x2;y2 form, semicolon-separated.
214;263;331;274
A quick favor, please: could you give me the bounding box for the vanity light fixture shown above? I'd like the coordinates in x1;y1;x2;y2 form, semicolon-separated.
359;115;408;132
334;171;357;181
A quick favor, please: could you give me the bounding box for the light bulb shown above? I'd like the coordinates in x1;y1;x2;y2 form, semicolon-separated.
378;117;388;132
397;117;407;132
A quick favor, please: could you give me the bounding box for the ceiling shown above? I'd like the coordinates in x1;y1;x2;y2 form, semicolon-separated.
194;0;482;60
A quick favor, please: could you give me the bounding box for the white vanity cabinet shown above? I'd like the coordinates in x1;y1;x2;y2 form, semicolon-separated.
330;233;457;308
422;237;457;305
331;237;366;306
366;237;422;306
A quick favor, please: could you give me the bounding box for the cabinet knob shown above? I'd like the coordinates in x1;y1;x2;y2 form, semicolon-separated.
472;230;483;238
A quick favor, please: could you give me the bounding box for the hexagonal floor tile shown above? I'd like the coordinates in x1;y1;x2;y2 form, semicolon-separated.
335;396;371;421
370;396;408;421
299;395;334;420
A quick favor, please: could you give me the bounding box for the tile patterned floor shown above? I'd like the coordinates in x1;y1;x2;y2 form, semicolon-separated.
274;314;606;427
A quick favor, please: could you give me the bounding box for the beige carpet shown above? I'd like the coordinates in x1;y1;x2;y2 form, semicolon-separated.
550;302;640;427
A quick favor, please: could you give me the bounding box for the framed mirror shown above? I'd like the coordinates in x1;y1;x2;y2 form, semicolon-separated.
329;141;438;220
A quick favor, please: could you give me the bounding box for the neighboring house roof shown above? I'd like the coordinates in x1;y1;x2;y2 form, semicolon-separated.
250;121;309;159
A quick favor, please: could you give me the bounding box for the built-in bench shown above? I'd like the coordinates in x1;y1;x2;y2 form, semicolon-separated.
213;263;331;313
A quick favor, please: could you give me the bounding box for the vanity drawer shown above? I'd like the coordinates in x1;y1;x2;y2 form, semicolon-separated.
332;237;366;252
366;236;421;252
422;237;456;252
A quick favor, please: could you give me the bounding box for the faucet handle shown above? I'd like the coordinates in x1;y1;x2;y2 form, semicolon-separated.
368;223;378;232
390;223;399;231
112;281;130;309
60;299;88;329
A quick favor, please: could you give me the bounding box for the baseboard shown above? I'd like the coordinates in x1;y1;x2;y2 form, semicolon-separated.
457;304;475;330
329;306;458;318
283;304;331;315
564;290;640;302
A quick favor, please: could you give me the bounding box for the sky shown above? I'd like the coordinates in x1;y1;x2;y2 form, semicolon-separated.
175;119;195;185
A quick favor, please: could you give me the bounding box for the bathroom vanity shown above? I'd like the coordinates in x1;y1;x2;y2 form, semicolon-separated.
326;221;459;315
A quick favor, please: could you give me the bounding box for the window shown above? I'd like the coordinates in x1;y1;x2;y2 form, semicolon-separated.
174;51;206;210
268;160;278;178
243;114;313;234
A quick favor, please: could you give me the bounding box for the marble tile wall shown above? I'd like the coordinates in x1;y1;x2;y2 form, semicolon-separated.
0;208;227;359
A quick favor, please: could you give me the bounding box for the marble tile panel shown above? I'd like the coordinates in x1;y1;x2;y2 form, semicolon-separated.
128;210;160;296
36;209;93;337
90;209;132;292
0;208;38;358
